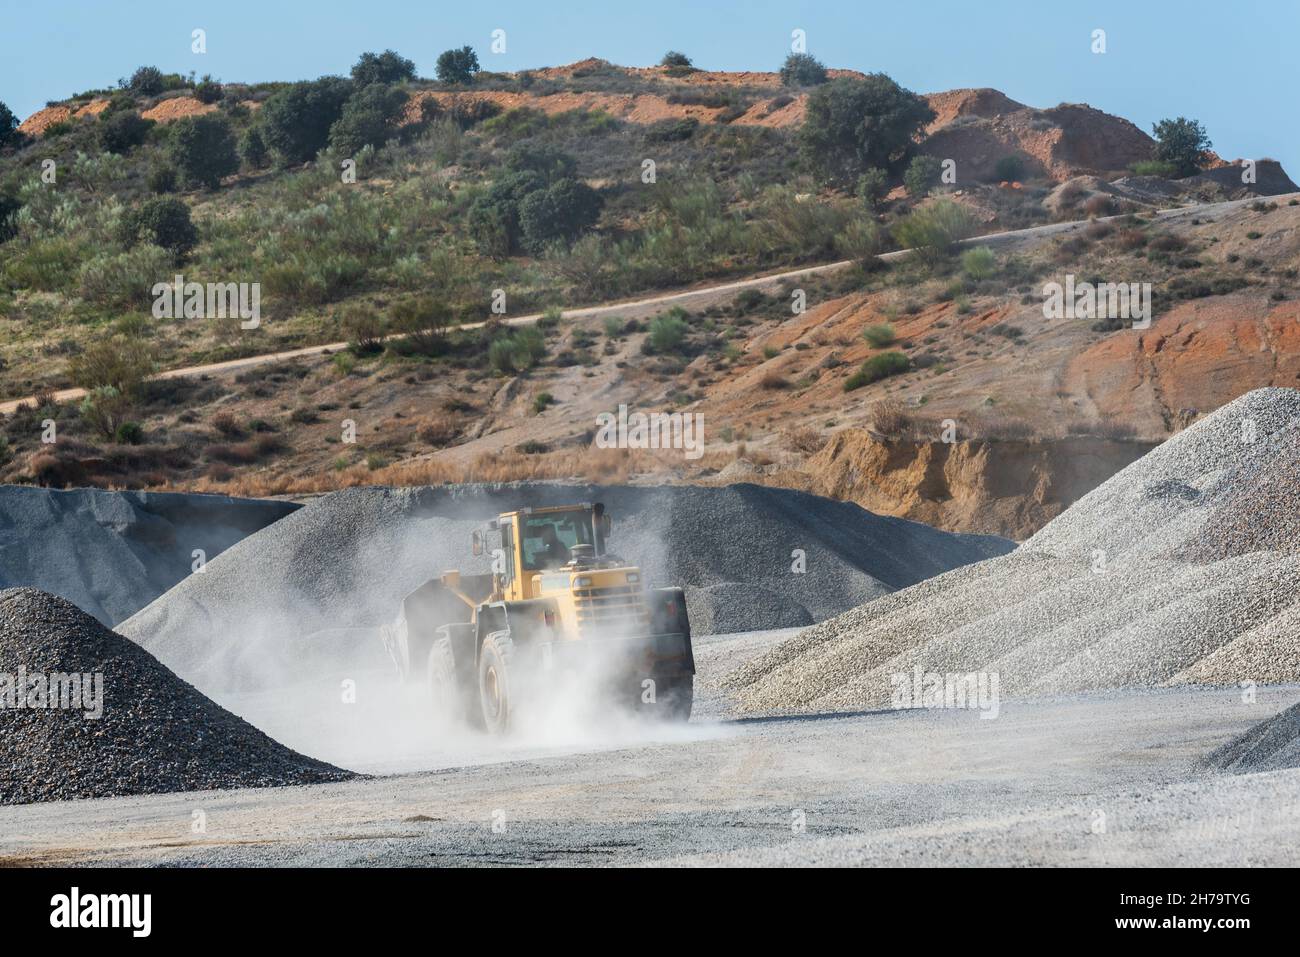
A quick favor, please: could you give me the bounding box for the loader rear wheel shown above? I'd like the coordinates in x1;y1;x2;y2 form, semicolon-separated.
426;637;465;727
478;632;516;734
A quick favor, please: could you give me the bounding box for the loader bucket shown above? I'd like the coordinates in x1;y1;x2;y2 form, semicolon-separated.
381;576;492;682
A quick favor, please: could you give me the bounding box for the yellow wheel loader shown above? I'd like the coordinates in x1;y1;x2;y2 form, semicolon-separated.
381;502;695;733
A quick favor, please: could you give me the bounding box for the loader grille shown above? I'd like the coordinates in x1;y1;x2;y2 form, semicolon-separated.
574;584;650;637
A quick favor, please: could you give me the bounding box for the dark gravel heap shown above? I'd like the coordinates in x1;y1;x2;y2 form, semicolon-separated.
0;588;353;805
119;482;1011;693
1203;702;1300;774
686;582;814;635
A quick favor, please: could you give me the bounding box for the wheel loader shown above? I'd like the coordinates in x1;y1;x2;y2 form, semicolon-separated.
381;502;695;733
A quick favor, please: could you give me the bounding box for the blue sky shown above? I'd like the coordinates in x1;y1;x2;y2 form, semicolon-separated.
3;0;1296;167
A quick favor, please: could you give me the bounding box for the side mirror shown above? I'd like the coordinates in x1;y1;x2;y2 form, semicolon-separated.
471;530;484;557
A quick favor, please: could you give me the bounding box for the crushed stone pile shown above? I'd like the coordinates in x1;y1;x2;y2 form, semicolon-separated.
0;487;296;626
0;588;352;805
725;388;1300;714
1204;702;1300;774
119;482;1011;695
686;583;813;635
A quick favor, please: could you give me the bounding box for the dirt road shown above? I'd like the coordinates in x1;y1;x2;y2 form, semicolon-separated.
2;628;1297;867
4;193;1288;417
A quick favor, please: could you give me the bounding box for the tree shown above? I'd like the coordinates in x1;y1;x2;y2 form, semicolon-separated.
328;84;408;155
799;75;936;185
660;51;693;68
128;66;165;96
518;178;603;254
117;197;197;261
239;126;269;169
97;110;154;154
259;77;354;164
166;114;238;189
903;155;943;197
856;167;890;208
193;75;224;104
1151;117;1212;178
0;101;19;149
466;170;546;256
436;46;480;85
780;52;827;87
351;50;417;86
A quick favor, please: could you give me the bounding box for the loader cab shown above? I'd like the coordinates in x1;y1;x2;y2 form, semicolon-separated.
472;503;613;600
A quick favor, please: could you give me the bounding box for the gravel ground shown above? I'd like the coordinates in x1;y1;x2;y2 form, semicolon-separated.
0;486;295;625
118;482;1010;696
726;389;1300;714
0;588;352;805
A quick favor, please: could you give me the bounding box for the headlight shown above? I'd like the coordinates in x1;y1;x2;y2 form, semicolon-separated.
626;573;640;583
574;576;593;588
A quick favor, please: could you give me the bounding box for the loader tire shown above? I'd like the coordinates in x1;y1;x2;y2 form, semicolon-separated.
426;637;466;727
650;675;694;723
478;632;517;735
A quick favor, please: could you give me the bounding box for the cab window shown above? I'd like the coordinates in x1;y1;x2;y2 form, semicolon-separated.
521;512;592;570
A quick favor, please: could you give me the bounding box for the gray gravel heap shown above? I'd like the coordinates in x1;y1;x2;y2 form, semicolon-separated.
0;486;296;625
0;588;352;805
1204;702;1300;774
686;582;814;635
726;388;1300;714
119;483;1011;694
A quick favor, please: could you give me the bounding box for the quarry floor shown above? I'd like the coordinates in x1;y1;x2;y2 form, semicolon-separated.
2;628;1299;867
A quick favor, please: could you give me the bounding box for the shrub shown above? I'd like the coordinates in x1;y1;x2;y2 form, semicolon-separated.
239;126;269;169
117;197;198;261
994;155;1025;181
69;338;154;398
904;155;943;197
0;193;18;243
77;245;172;308
351;50;416;86
504;143;577;182
0;100;19;149
78;387;131;439
167;114;239;189
193;75;224;104
260;77;353;164
127;66;165;96
436;46;480;85
893;200;979;267
960;245;997;280
799;75;936;185
391;295;452;353
862;323;896;347
466;169;547;256
648;310;690;353
660;51;693;68
489;327;548;373
339;304;385;352
1129;159;1180;178
1151;117;1212;177
518;178;603;253
146;163;178;194
844;351;910;391
533;392;554;413
835;217;886;264
328;84;407;155
780;53;828;87
97;110;154;154
114;421;145;445
856;167;890;208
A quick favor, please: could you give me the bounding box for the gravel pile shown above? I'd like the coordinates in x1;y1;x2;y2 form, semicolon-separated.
1204;702;1300;774
686;583;813;635
726;388;1300;714
0;487;296;625
119;482;1011;695
0;588;352;805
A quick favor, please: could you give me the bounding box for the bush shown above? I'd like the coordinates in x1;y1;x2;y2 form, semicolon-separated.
117;197;198;261
0;100;19;149
339;304;386;352
893;200;979;267
193;75;224;104
391;295;452;354
114;421;145;445
351;50;417;86
993;155;1025;181
504;143;577;183
146;163;178;194
127;66;165;96
466;169;547;256
489;326;547;373
960;245;997;280
1151;117;1211;177
239;126;269;169
844;351;910;391
0;193;19;243
799;75;936;185
648;310;690;353
1129;159;1180;178
835;217;886;264
328;84;407;155
97;110;154;154
904;155;943;197
856;168;890;208
436;46;480;85
862;323;896;348
69;338;154;398
166;114;238;189
77;245;172;307
518;178;603;253
780;53;828;87
660;51;693;68
260;77;353;164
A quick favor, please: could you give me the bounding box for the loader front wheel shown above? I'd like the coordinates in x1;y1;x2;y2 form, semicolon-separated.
426;637;465;727
478;632;516;734
651;675;694;723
